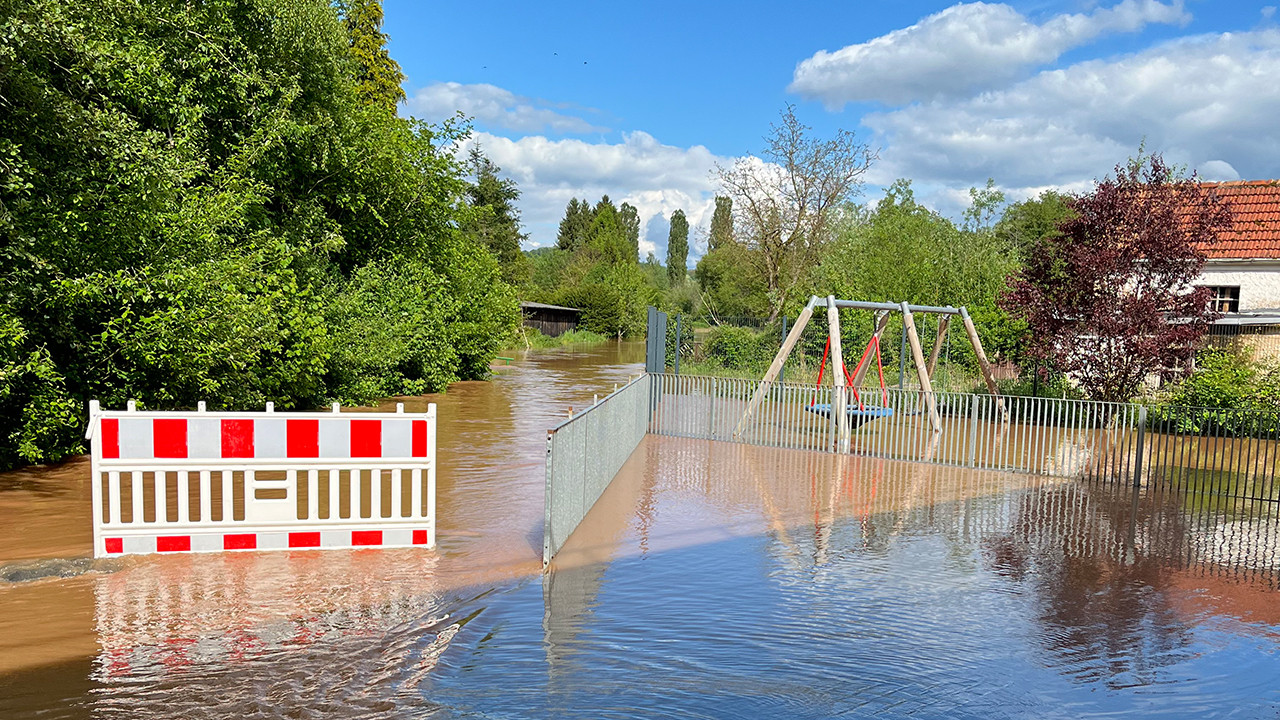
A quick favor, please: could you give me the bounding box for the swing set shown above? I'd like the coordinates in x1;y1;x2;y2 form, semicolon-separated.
806;314;893;428
734;296;1006;453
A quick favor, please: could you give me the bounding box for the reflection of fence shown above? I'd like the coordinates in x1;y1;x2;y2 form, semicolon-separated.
648;374;1280;503
87;401;436;557
543;376;651;564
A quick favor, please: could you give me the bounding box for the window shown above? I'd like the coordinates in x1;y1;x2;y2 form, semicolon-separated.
1206;285;1241;313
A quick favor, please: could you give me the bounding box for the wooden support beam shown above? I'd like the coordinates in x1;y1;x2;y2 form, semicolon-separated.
828;296;850;453
849;311;894;392
958;307;1008;420
733;302;814;438
926;316;950;381
901;302;942;433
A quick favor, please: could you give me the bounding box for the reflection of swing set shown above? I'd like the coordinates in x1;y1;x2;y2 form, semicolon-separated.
735;295;1006;453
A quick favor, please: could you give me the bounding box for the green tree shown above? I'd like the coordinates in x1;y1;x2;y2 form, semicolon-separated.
717;105;876;319
619;202;641;262
0;0;515;468
667;209;689;285
708;195;733;251
556;198;593;252
995;191;1074;260
340;0;406;111
463;147;528;286
695;241;769;319
586;196;631;265
962;178;1005;232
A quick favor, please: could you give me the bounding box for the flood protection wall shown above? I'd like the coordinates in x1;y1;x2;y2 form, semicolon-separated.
543;374;651;564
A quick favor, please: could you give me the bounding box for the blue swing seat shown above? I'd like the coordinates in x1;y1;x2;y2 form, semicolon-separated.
805;403;894;428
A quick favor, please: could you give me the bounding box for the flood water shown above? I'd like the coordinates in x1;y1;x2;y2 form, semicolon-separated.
2;342;1279;718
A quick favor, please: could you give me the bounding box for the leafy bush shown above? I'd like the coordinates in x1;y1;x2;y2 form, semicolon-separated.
557;263;656;338
979;373;1085;400
1149;348;1280;435
1162;347;1280;410
702;326;776;370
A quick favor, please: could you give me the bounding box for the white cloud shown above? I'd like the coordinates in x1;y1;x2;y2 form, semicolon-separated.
790;0;1189;107
1198;160;1241;182
406;82;606;134
463;131;727;257
861;29;1280;195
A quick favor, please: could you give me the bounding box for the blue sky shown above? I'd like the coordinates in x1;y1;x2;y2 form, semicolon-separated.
385;0;1280;261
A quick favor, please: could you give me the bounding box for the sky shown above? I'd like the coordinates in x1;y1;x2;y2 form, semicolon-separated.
385;0;1280;263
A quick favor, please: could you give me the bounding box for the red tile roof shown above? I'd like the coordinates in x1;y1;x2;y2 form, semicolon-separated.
1200;180;1280;259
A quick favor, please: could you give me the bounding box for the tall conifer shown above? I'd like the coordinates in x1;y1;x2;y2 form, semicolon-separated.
667;210;689;284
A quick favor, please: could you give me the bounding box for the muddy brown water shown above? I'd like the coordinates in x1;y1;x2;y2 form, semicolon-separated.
2;341;1278;718
0;343;643;708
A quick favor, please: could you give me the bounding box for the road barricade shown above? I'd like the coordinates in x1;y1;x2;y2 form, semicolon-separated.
86;400;436;557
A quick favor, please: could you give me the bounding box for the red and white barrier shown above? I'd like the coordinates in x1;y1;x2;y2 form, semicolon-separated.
86;400;436;558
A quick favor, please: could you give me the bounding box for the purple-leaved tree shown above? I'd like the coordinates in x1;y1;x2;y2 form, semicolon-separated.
1000;155;1230;402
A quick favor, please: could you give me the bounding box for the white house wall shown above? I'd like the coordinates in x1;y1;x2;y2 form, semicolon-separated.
1198;261;1280;311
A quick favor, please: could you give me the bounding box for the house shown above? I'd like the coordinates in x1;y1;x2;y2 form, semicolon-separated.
520;301;584;337
1197;180;1280;361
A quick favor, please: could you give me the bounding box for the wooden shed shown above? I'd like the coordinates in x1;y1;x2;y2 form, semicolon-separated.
520;301;584;337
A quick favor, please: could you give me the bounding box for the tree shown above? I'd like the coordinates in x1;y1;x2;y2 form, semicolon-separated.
708;196;733;252
619;202;641;261
716;105;876;320
586;197;632;265
1000;154;1230;402
666;209;689;285
556;198;593;252
962;178;1005;232
996;190;1074;261
803;181;1022;369
340;0;406;111
0;0;515;469
463;147;528;286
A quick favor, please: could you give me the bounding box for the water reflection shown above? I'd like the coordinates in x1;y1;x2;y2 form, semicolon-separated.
539;436;1279;717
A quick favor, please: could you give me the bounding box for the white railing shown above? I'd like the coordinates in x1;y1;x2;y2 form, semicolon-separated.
86;400;436;557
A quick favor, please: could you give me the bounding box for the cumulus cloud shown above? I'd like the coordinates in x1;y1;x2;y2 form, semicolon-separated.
406;82;606;134
462;131;727;255
790;0;1188;107
861;29;1280;196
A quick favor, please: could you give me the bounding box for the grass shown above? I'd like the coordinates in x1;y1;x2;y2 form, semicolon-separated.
505;326;610;352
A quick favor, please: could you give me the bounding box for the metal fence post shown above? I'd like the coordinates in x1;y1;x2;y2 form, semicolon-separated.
967;393;979;467
898;316;907;390
1133;405;1147;488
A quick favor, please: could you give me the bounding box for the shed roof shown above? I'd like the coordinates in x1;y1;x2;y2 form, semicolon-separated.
519;301;584;313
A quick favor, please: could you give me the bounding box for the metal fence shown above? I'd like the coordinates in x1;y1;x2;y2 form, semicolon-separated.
543;372;1279;564
648;374;1280;503
543;375;651;564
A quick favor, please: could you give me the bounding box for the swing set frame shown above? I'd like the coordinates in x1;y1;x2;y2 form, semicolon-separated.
734;295;1007;452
